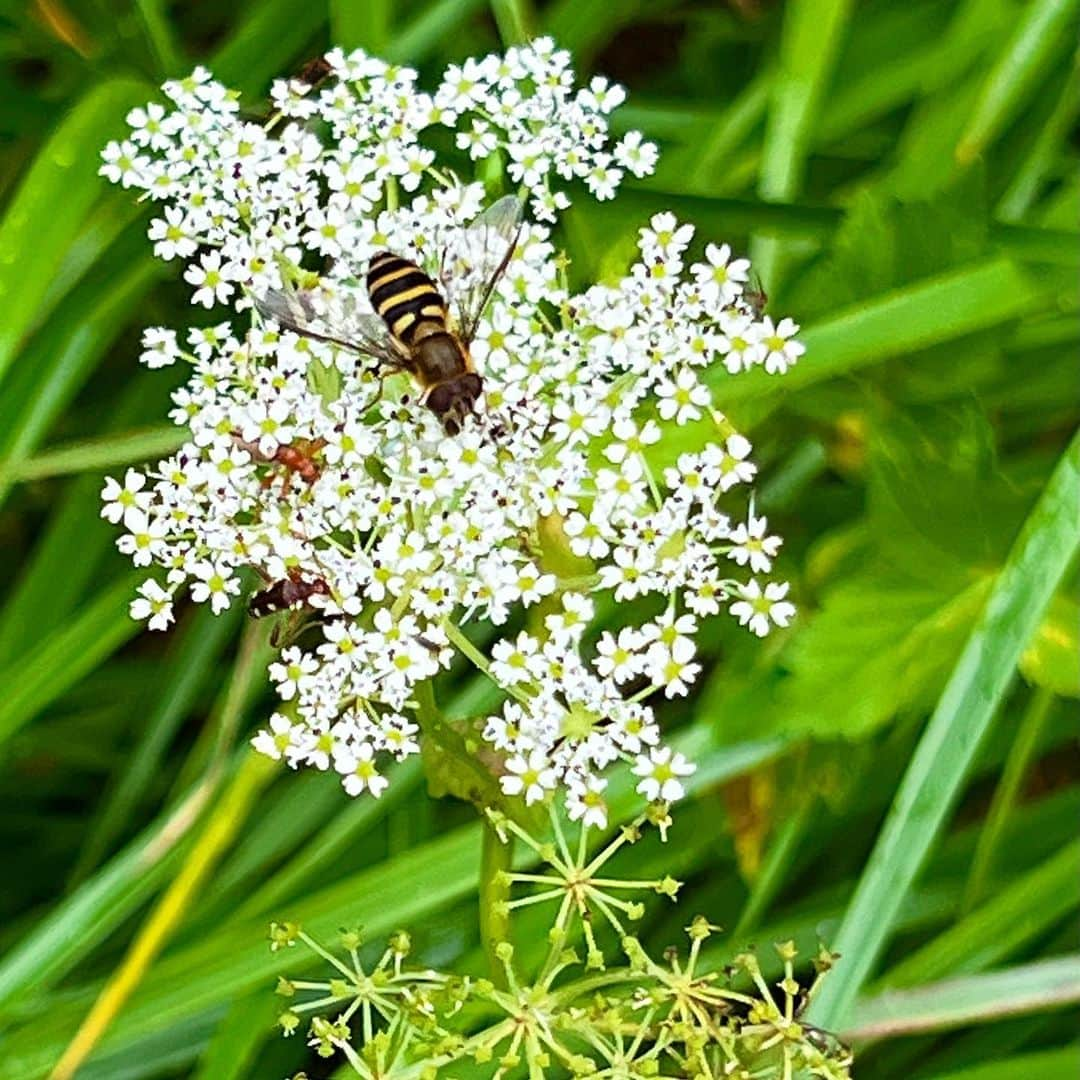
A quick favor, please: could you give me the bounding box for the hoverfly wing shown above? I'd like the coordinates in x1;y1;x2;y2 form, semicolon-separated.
256;286;406;371
445;195;524;346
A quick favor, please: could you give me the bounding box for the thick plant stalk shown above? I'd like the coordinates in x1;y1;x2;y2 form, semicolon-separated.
480;816;515;988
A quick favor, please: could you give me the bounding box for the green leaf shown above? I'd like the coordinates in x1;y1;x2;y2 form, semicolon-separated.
865;404;1026;580
806;429;1080;1029
1020;594;1080;696
846;955;1080;1039
787;576;991;739
785;174;991;318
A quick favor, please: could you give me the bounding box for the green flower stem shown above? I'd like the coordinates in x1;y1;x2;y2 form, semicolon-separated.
480;813;514;989
414;678;516;986
442;617;534;706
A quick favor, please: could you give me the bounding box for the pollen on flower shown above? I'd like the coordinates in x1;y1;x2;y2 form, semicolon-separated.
100;39;801;818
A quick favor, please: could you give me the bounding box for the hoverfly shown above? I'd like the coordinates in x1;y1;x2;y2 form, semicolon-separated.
256;196;524;435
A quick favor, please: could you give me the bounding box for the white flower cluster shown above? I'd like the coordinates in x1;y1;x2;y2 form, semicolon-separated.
100;42;801;825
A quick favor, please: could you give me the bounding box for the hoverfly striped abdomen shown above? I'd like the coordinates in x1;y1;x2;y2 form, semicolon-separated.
366;253;447;346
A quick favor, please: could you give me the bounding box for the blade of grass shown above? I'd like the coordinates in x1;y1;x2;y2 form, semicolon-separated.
229;757;425;920
542;0;681;58
0;254;160;509
845;955;1080;1039
997;63;1080;221
0;764;215;1018
0;574;144;751
625;184;1079;266
190;991;279;1080
209;0;326;95
961;688;1057;911
682;73;771;195
71;603;245;882
332;0;391;52
48;624;276;1080
80;1013;216;1080
753;0;855;287
10;426;187;483
48;750;279;1080
0;374;171;661
955;0;1080;164
191;771;350;920
132;0;185;75
385;0;489;62
0;619;266;1016
711;257;1049;403
38;198;143;316
731;795;813;940
491;0;534;44
875;838;1080;990
805;429;1080;1030
0;77;151;386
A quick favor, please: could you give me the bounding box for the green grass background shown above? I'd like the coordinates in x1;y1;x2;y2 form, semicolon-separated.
0;0;1078;1077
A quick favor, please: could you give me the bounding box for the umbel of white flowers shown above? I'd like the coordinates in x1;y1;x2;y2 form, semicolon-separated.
99;40;803;825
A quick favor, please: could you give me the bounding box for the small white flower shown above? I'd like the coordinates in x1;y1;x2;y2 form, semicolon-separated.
730;579;796;637
140;326;182;368
100;468;150;524
655;368;711;425
190;560;240;613
755;316;805;374
501;749;557;805
632;747;696;802
130;579;174;631
334;743;389;797
252;713;300;761
566;775;608;828
727;512;782;574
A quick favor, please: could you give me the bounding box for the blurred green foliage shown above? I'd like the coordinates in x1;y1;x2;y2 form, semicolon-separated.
0;0;1077;1077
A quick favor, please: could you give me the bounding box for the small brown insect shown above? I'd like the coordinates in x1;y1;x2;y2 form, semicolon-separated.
295;55;333;88
742;273;768;319
249;570;330;619
234;435;325;487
